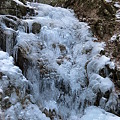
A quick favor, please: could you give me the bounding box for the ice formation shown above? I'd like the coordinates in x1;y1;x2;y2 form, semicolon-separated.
0;0;120;120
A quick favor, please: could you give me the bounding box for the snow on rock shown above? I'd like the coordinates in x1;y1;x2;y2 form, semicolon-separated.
87;55;112;75
5;102;50;120
114;2;120;8
110;34;118;42
105;0;112;3
0;51;27;91
0;50;27;99
0;51;49;119
18;103;50;120
89;74;113;94
0;88;3;94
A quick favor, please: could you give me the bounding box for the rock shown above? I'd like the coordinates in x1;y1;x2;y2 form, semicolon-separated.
118;94;120;99
58;44;67;55
19;0;26;4
0;89;3;101
32;22;41;34
2;96;11;109
1;16;19;31
0;0;35;18
14;46;31;75
103;0;116;16
0;72;3;79
56;59;63;65
28;0;52;4
43;108;58;120
116;80;120;87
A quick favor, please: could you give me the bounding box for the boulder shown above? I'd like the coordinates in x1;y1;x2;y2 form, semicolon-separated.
0;0;35;18
32;22;41;34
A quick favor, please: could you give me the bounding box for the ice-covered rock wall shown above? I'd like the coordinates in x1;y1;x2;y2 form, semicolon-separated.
0;1;120;120
0;51;50;120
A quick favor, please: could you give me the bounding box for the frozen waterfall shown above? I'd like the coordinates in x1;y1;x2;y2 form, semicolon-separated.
0;1;120;120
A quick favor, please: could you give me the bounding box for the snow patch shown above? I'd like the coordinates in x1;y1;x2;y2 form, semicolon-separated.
80;106;120;120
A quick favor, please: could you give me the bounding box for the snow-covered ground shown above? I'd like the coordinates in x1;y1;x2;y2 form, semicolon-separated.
0;0;120;120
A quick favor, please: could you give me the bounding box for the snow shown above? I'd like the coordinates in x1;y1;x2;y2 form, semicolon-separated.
80;106;120;120
0;51;9;60
89;74;113;94
18;104;50;120
87;55;115;77
116;12;120;19
70;106;120;120
0;51;50;119
114;2;120;8
0;89;3;94
105;0;112;3
44;100;58;112
110;34;117;42
13;0;24;6
0;51;29;96
3;96;9;100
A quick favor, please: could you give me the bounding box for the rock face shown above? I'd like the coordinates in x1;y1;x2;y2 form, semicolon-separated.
0;0;35;18
0;51;50;120
27;0;52;4
32;22;41;34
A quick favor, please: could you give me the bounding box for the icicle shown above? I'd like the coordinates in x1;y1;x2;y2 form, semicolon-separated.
16;3;18;17
5;29;14;55
13;46;18;62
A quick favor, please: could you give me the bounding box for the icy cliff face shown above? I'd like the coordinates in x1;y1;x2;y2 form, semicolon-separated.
0;51;50;120
0;1;120;120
